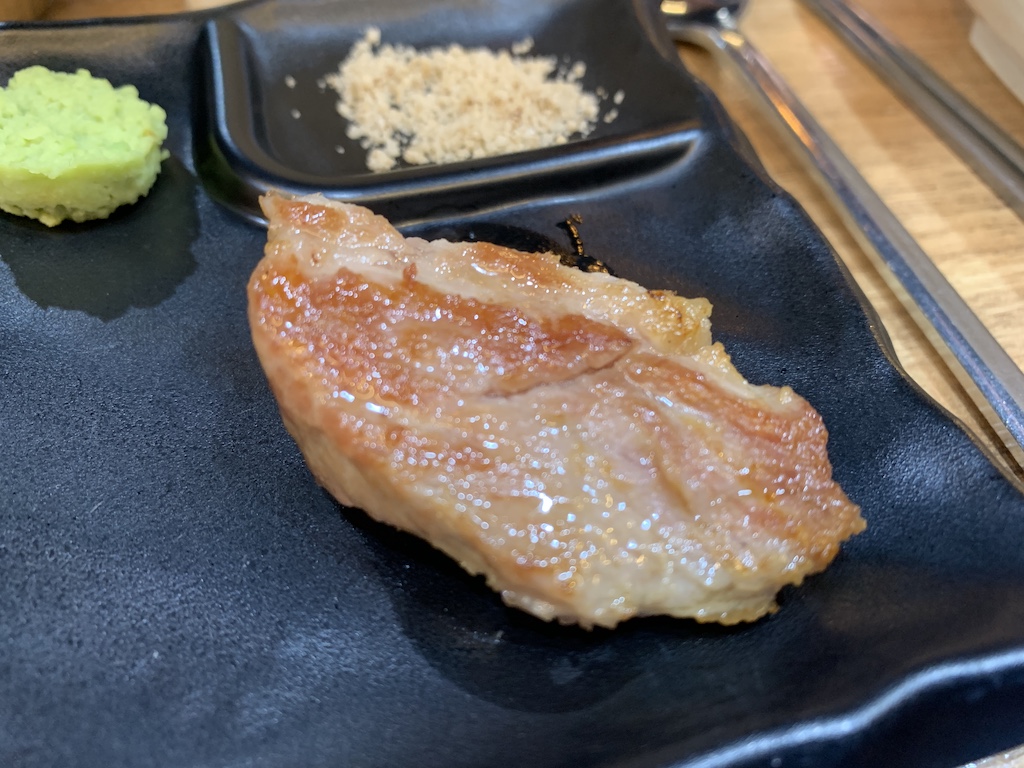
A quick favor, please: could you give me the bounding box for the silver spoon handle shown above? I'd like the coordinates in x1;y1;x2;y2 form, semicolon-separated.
803;0;1024;222
669;18;1024;466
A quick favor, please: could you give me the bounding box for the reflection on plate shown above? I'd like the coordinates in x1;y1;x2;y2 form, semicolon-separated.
2;2;1024;767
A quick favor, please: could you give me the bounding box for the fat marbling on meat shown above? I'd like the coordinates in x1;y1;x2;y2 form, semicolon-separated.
247;192;865;629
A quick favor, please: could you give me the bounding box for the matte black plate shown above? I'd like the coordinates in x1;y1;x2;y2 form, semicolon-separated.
3;3;1024;768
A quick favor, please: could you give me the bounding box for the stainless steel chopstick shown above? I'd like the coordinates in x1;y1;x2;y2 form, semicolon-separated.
663;1;1024;470
802;0;1024;222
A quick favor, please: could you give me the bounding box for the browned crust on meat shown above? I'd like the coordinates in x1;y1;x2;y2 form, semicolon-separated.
248;192;865;628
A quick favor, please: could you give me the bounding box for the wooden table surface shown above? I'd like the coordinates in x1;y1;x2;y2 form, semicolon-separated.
4;0;1024;765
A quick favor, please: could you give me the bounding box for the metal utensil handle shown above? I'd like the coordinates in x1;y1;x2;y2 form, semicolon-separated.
674;20;1024;463
805;0;1024;222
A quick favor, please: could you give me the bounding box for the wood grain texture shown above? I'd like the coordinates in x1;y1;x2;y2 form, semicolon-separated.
677;0;1024;484
40;0;221;17
0;0;51;20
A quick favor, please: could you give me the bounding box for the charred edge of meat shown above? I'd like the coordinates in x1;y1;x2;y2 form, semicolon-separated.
557;214;611;275
406;218;611;276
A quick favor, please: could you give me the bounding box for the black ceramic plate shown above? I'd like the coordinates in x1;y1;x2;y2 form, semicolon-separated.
2;3;1024;768
197;0;701;223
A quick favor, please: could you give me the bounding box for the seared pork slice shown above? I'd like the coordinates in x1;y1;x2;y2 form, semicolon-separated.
248;192;865;629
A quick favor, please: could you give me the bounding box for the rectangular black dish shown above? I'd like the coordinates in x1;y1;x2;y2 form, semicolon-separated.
3;2;1024;767
198;0;702;223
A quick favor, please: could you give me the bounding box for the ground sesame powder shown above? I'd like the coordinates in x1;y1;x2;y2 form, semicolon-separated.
324;28;621;172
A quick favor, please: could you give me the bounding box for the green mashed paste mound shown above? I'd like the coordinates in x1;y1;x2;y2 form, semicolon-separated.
0;66;169;226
